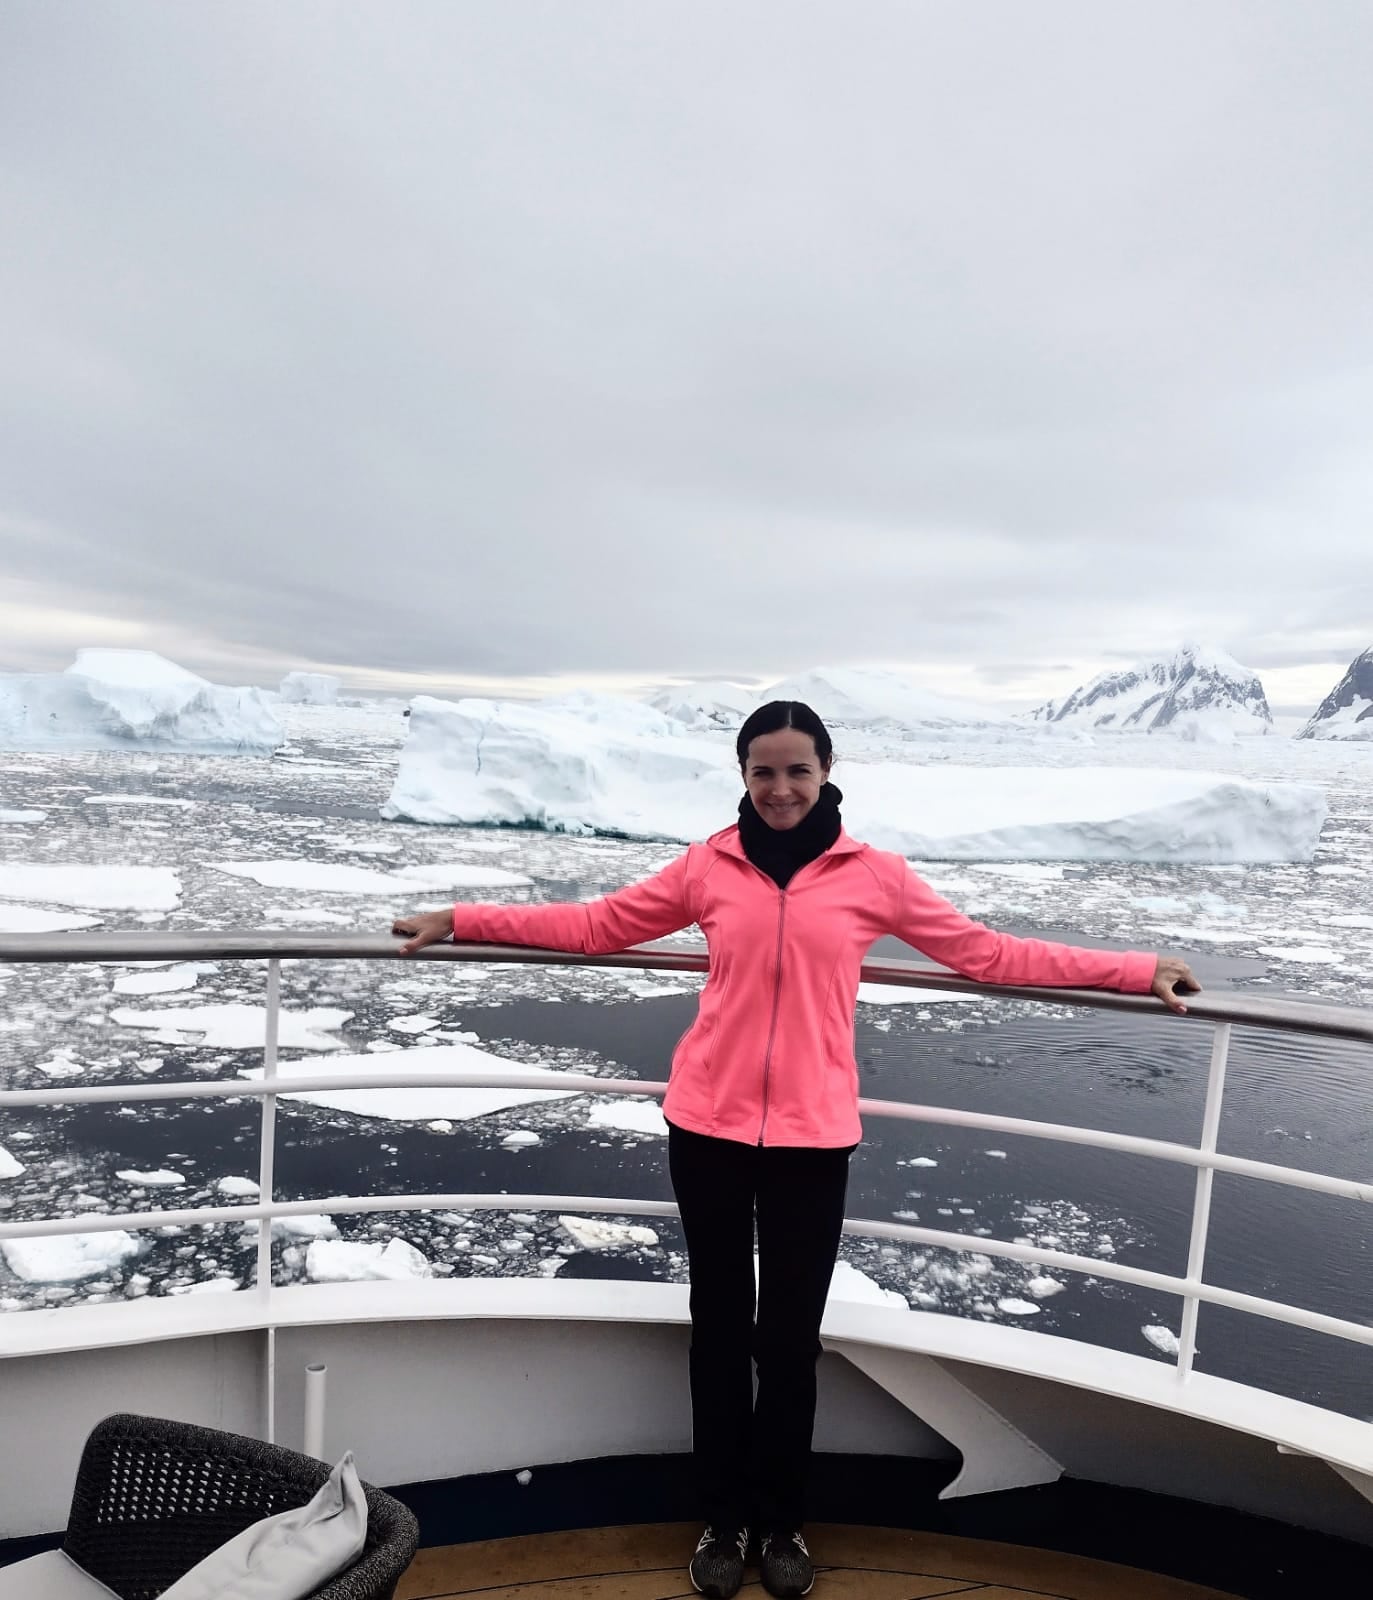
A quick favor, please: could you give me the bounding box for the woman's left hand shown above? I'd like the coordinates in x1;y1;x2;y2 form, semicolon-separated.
1152;954;1201;1014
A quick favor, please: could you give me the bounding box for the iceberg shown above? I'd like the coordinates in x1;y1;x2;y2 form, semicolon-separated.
382;696;1327;863
382;695;740;839
278;671;341;705
0;650;283;753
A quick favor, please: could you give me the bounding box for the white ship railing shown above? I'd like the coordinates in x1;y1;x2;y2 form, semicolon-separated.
3;933;1372;1399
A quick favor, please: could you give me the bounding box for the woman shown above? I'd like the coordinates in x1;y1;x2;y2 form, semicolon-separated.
392;700;1199;1600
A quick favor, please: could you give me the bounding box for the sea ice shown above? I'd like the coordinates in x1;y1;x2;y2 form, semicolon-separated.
33;1049;88;1079
856;983;979;1005
0;809;45;823
213;860;530;894
827;1260;909;1309
215;1177;260;1198
82;794;195;809
0;864;181;910
239;1039;581;1121
996;1298;1042;1316
1142;1324;1181;1356
111;1004;352;1051
0;906;102;932
586;1097;669;1136
1258;945;1341;964
559;1216;659;1249
112;962;218;995
0;650;283;753
115;1169;185;1187
0;1146;24;1179
388;1015;441;1034
1;1230;141;1283
306;1237;432;1281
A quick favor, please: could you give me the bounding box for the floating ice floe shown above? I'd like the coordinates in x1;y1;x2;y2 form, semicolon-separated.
112;962;218;996
0;649;283;753
996;1297;1042;1316
239;1039;580;1121
0;1147;24;1179
306;1237;431;1281
215;1177;260;1198
1258;945;1341;964
111;1003;352;1051
267;908;356;926
32;1049;88;1079
383;696;1326;862
388;1015;441;1035
0;809;45;823
828;1260;909;1309
0;864;181;910
856;983;979;1005
585;1097;668;1137
0;906;102;933
1;1231;142;1283
115;1169;185;1187
501;1130;541;1148
1142;1324;1181;1356
213;859;530;894
559;1216;659;1250
82;794;195;809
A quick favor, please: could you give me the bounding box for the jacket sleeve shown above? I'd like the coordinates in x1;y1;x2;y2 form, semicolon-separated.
451;851;696;955
887;866;1157;992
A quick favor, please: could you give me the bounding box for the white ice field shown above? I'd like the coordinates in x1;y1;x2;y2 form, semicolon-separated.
1;695;1372;1392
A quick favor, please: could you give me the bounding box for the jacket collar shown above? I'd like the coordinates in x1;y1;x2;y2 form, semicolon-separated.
705;821;867;861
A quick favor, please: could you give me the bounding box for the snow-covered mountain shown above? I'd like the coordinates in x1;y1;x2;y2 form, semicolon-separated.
645;680;759;731
1027;643;1273;736
762;665;1014;735
1297;649;1373;740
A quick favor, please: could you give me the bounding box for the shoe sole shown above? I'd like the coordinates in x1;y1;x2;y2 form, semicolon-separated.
689;1564;744;1600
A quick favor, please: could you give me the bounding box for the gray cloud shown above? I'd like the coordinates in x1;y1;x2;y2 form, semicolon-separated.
2;2;1371;706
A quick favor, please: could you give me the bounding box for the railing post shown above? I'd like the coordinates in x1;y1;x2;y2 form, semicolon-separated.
256;960;281;1303
1178;1021;1231;1380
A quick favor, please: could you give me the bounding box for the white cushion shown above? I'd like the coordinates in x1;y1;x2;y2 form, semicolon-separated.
0;1550;121;1600
157;1452;367;1600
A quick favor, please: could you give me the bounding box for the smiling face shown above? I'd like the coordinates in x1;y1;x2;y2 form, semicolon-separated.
741;728;831;830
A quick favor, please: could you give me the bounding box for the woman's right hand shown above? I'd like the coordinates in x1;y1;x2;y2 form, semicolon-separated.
391;909;454;957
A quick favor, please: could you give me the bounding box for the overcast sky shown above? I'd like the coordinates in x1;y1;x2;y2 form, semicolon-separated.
2;2;1370;714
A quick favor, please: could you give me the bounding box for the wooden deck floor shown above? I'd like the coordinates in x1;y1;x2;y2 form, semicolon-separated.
396;1523;1239;1599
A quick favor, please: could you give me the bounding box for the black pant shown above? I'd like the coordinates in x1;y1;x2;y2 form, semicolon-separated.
667;1122;854;1533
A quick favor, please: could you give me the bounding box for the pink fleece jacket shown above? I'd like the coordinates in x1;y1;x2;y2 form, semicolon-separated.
451;824;1158;1148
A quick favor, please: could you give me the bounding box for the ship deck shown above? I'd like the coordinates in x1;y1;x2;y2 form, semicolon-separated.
396;1523;1237;1598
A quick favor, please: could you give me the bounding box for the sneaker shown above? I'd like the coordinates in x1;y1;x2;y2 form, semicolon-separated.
689;1524;750;1599
759;1529;814;1597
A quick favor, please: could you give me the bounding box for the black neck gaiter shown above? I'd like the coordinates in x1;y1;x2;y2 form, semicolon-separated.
736;782;844;889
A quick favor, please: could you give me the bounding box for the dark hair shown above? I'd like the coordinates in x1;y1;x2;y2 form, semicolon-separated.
736;701;834;770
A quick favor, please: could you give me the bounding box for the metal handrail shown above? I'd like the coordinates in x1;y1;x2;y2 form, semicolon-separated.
2;930;1371;1039
3;936;1372;1398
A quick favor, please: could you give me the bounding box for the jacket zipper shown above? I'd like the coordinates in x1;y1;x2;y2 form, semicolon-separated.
758;887;787;1146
